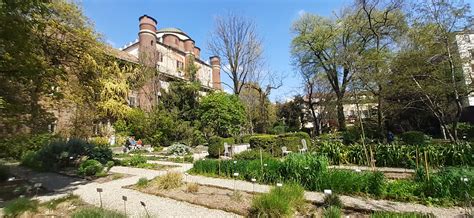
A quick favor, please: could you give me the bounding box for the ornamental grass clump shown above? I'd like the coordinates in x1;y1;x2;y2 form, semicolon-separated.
250;183;306;217
152;172;183;190
323;206;342;218
280;154;328;190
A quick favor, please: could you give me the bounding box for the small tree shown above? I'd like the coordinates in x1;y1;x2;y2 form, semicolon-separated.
198;92;246;137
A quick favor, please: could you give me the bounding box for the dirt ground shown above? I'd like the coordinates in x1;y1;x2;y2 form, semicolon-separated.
134;183;253;215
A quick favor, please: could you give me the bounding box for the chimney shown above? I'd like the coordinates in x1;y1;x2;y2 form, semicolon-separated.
210;56;222;90
194;47;201;59
138;15;157;67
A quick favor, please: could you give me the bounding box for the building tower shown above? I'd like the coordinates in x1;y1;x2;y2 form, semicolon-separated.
138;15;157;67
210;56;222;90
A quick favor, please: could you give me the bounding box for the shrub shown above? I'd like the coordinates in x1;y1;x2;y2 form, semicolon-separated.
368;171;386;197
105;161;114;172
153;172;183;190
342;126;361;144
401;131;430;145
208;136;234;158
0;133;55;160
167;143;191;156
87;145;113;164
3;197;39;216
0;164;10;182
186;183;199;193
323;194;342;208
136;177;149;187
385;180;420;202
233;149;272;160
78;160;104;176
71;207;126;218
323;206;342;218
122;155;147;166
250;183;305;217
421;167;474;204
249;135;277;154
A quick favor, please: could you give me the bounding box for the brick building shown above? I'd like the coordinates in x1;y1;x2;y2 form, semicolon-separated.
119;15;222;110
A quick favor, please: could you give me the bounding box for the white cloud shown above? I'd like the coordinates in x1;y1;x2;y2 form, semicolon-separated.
106;39;116;48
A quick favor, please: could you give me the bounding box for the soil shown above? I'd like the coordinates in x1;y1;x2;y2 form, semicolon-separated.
0;179;49;207
93;173;131;183
132;183;254;215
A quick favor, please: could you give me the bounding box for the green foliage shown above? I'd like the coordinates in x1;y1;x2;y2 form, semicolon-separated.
198;92;246;137
78;159;104;176
323;194;342;208
233;149;273;160
105;161;114;172
370;211;433;218
342;126;361;144
421;167;474;204
0;164;10;182
207;136;234;158
121;155;147;166
279;154;328;190
368;171;386;197
167;143;191;156
385;180;420;202
315;141;473;168
401;131;430;145
20;139;113;171
250;183;306;217
0;133;55;159
323;206;342;218
136;177;149;187
3;197;39;216
249;132;312;157
456;122;474;140
71;207;126;218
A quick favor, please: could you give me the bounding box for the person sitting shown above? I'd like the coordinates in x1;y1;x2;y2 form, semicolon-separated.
128;136;137;150
136;139;143;148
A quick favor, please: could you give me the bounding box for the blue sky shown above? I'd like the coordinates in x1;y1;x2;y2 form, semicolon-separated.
80;0;351;102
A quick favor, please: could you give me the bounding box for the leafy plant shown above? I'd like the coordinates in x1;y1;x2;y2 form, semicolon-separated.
401;131;430;145
105;161;114;172
207;136;234;158
167;143;191;156
122;155;147;166
136;177;149;187
78;159;104;176
3;197;39;216
323;194;342;208
233;149;272;160
323;206;342;218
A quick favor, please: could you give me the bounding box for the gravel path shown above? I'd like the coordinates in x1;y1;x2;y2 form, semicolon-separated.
9;164;239;217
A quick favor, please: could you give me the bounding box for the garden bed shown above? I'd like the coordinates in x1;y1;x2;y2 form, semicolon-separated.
129;182;253;215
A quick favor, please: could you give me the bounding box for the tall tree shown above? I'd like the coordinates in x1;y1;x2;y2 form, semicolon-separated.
208;13;263;95
413;0;472;141
291;12;367;130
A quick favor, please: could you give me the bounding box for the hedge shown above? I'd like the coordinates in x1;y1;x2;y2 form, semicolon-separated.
0;133;56;159
248;132;311;156
208;136;235;158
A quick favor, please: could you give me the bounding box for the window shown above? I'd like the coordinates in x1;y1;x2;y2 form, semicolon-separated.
464;34;471;43
150;40;153;46
48;122;56;133
176;60;184;70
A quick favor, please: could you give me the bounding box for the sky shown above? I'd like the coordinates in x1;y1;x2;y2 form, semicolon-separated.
80;0;352;102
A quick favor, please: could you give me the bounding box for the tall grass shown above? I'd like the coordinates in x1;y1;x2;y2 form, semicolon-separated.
323;206;342;218
3;197;39;216
250;183;306;217
71;207;126;218
152;172;182;190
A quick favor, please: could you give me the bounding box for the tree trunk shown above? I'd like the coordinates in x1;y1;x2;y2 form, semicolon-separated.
336;96;346;131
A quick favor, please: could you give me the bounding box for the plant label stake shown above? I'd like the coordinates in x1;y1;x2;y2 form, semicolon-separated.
185;172;189;183
324;189;332;195
140;201;150;218
122;195;127;215
276;183;283;187
96;188;103;208
251;178;256;193
233;172;239;191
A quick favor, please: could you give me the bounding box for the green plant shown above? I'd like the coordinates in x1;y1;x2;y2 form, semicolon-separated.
370;211;433;218
323;194;342;208
401;131;430;145
368;171;386;197
0;164;10;182
167;143;191;156
0;133;55;160
249;135;278;154
233;149;272;160
385;180;420;202
250;183;306;217
323;206;342;218
153;172;183;190
207;136;234;158
71;207;126;218
3;197;39;216
78;159;104;176
136;177;149;187
105;161;114;172
122;155;147;166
